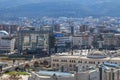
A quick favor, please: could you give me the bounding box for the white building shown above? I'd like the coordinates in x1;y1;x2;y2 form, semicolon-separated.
76;69;100;80
30;69;99;80
0;30;15;53
31;71;75;80
73;32;93;49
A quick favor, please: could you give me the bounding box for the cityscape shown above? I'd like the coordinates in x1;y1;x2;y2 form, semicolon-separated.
0;0;120;80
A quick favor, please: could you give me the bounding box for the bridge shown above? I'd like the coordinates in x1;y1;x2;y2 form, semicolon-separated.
2;57;50;73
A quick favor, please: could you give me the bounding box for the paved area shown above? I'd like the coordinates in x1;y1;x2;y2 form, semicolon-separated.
1;74;29;80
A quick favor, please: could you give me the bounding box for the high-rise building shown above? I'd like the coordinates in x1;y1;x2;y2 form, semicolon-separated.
53;24;60;32
80;25;88;32
17;27;51;54
0;30;15;54
0;24;19;34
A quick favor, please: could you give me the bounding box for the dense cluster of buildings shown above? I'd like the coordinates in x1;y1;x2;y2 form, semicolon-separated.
31;50;120;80
0;17;120;55
51;50;120;70
0;17;120;80
28;49;120;80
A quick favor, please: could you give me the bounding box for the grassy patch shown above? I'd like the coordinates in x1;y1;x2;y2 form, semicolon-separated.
5;71;30;75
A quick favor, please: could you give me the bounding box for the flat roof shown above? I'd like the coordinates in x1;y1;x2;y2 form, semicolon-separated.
51;50;120;61
104;62;119;67
51;55;120;61
37;71;74;77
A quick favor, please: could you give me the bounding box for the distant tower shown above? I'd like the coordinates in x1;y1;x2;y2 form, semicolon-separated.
80;25;88;32
9;25;11;35
68;20;74;53
71;25;74;36
25;19;31;27
69;21;74;36
54;24;60;32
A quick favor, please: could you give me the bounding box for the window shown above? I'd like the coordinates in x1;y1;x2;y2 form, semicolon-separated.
74;60;76;63
98;62;100;64
78;61;82;63
69;60;75;63
53;59;59;62
53;64;55;67
89;61;91;64
84;61;87;63
57;64;59;67
69;64;72;67
61;60;67;62
73;65;76;67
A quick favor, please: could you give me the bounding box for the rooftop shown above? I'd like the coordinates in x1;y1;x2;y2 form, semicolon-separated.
51;50;120;61
37;71;74;77
87;50;107;59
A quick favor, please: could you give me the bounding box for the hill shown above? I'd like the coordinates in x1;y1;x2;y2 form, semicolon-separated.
0;0;120;17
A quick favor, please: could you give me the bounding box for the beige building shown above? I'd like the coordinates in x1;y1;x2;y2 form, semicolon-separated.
51;50;120;72
103;33;120;47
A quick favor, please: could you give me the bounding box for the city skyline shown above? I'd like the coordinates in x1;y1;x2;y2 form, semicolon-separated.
0;0;120;80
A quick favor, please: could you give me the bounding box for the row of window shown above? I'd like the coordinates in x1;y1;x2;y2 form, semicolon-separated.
52;63;76;68
53;59;59;62
53;59;118;65
53;59;76;63
69;64;76;67
53;59;96;64
69;60;75;63
61;60;67;62
52;63;59;67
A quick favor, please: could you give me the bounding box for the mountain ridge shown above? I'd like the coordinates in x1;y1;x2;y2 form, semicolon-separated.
0;0;120;17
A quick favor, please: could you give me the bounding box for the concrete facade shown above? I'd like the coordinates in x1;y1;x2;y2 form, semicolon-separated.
51;51;120;72
17;29;50;53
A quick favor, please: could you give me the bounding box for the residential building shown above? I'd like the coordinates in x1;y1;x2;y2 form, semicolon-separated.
0;24;19;34
73;32;93;49
17;27;51;54
0;30;15;53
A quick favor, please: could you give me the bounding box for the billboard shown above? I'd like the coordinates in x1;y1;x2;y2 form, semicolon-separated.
55;34;64;37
